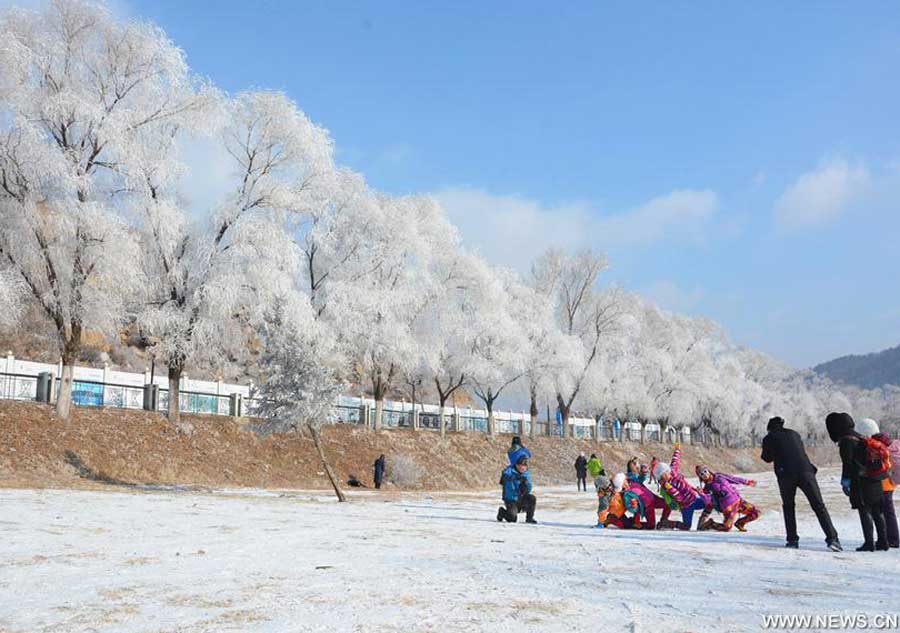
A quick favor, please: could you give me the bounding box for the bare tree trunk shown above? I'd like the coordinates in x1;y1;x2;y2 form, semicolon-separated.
438;394;447;438
308;422;346;502
374;398;384;431
167;363;193;433
55;359;74;420
487;403;495;435
54;332;81;420
529;388;538;440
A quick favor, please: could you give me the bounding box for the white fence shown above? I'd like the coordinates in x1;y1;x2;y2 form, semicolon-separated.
0;352;688;440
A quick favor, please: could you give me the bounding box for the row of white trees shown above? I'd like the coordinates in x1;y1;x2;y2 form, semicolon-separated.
1;0;895;443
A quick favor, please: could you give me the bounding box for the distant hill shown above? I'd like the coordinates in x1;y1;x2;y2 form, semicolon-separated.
813;344;900;390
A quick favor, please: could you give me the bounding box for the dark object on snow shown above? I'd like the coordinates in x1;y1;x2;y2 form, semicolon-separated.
373;454;385;490
347;475;367;488
762;417;839;548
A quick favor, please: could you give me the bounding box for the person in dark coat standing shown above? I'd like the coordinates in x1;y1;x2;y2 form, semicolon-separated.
575;452;588;491
826;412;889;551
761;416;841;551
373;454;386;490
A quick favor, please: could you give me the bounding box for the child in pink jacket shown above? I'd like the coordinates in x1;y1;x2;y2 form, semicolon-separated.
652;445;711;530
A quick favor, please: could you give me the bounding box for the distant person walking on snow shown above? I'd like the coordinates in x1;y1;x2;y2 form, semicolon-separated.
497;455;537;524
649;457;659;485
575;452;588;491
373;454;385;490
762;416;841;551
508;435;532;466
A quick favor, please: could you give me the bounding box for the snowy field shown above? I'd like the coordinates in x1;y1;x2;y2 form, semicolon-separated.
1;468;898;633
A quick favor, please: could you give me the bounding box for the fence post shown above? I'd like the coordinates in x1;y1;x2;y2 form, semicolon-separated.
3;351;13;399
142;384;158;411
359;401;369;428
36;372;52;403
101;362;109;406
229;393;242;418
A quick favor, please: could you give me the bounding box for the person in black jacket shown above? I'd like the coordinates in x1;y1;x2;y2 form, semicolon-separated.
373;454;385;490
574;452;588;491
825;412;889;551
761;416;841;551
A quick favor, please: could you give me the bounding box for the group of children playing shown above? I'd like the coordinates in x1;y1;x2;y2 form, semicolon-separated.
593;444;760;531
498;419;900;551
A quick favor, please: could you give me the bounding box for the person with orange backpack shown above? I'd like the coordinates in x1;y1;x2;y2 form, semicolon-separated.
872;430;899;548
826;413;889;551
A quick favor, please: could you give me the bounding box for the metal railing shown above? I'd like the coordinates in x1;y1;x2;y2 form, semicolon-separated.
2;365;688;442
0;373;38;401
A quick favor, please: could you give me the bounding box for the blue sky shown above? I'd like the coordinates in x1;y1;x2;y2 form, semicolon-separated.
74;1;900;366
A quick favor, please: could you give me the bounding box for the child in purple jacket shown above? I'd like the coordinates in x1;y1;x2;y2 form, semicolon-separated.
695;464;760;532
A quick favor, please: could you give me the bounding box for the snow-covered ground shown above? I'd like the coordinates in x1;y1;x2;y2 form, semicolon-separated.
1;468;898;632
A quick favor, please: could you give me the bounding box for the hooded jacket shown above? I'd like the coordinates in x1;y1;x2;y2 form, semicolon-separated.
508;443;532;467
761;417;816;477
826;412;882;509
500;464;532;503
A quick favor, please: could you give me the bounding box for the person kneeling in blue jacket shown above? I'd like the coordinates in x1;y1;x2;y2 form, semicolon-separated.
497;455;537;524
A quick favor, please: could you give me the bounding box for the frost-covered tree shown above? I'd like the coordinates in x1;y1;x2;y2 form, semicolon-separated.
467;268;528;435
531;248;620;437
291;167;379;319
254;301;346;502
137;90;332;427
328;194;458;430
0;0;207;418
0;267;25;329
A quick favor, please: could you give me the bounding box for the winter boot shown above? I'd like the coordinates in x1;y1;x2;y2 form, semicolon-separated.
656;518;675;530
856;542;875;552
697;518;715;531
785;542;799;549
875;540;890;551
497;507;505;522
526;518;538;524
827;539;843;552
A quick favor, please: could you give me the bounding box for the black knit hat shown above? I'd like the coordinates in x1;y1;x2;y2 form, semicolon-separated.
516;455;529;466
767;416;785;432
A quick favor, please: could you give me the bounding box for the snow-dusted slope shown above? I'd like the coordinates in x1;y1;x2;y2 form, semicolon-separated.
1;469;896;632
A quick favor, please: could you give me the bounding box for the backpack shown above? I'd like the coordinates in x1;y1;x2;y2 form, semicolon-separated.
889;440;900;486
861;437;890;479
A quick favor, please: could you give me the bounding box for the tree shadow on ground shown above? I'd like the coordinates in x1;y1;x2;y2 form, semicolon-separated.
64;450;138;487
63;450;206;493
